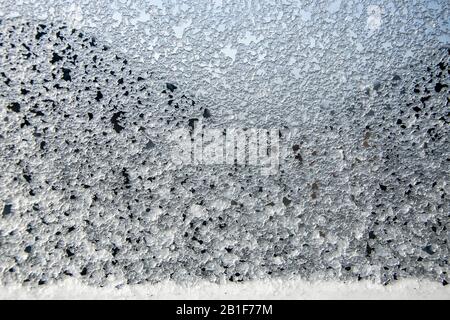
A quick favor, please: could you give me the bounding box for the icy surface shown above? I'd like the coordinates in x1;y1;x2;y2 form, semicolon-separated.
0;0;449;289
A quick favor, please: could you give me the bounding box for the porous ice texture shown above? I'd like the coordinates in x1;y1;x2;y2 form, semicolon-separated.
0;0;449;288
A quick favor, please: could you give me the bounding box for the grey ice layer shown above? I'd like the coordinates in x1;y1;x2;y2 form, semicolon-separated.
0;0;449;287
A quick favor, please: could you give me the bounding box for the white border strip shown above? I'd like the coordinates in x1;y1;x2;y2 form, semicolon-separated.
1;279;449;300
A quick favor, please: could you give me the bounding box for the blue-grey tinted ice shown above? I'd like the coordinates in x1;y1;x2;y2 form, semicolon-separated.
0;0;449;287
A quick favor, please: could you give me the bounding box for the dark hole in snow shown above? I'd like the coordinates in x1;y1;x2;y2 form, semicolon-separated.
95;90;103;101
66;249;74;257
282;197;291;206
7;102;20;113
422;245;435;255
203;108;211;118
62;68;71;81
111;111;125;133
2;204;12;216
145;140;155;149
50;52;63;64
166;83;177;92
